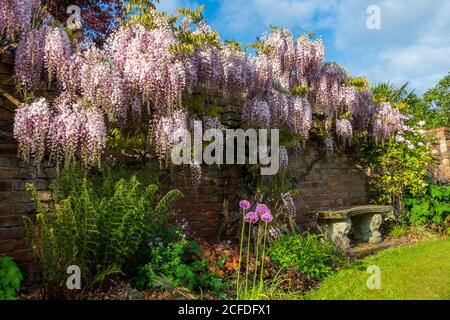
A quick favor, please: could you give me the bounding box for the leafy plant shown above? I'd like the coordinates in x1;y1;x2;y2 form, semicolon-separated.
389;224;409;238
404;185;450;230
24;165;182;298
267;233;347;281
0;256;23;300
134;228;227;295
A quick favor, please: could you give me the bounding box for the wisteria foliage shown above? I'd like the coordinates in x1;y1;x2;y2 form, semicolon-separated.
7;1;409;171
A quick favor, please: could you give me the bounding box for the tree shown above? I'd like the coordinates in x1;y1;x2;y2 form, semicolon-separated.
423;73;450;128
43;0;124;44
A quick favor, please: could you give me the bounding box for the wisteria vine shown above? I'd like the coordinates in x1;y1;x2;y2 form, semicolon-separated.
5;0;410;171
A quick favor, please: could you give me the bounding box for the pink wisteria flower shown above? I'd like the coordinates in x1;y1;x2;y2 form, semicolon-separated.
239;200;251;210
244;211;259;224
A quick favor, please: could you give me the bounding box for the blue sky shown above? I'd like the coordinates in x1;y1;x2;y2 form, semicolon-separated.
156;0;450;95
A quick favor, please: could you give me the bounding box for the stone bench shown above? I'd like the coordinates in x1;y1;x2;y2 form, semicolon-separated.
309;205;394;249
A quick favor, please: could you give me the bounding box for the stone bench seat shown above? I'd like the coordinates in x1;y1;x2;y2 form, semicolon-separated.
309;205;394;249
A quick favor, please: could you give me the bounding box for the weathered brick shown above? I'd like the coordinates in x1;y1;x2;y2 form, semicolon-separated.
0;180;12;191
0;227;22;240
7;249;33;262
13;179;49;191
0;239;27;253
0;203;13;215
0;156;18;167
0;215;21;228
0;167;20;179
14;202;36;214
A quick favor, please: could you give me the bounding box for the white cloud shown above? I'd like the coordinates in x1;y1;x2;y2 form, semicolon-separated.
332;0;450;93
158;0;450;93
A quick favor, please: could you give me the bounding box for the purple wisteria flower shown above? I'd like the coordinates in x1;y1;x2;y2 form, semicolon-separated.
239;200;251;210
245;211;259;224
261;212;273;223
255;204;270;216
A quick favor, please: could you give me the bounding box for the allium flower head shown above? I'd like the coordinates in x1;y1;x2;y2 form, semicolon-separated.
255;204;270;216
244;211;259;224
239;200;251;210
261;212;273;223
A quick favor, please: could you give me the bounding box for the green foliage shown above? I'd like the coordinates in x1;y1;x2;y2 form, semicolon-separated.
404;185;450;230
134;228;227;295
363;129;433;208
25;165;182;298
389;223;409;238
267;233;346;281
291;85;310;97
172;6;221;55
423;73;450;128
365;83;434;213
346;76;369;91
0;256;23;300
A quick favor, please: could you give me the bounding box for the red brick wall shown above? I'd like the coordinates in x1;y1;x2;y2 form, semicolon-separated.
0;53;56;271
287;143;369;230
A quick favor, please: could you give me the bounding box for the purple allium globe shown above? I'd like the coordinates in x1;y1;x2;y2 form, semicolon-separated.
261;212;273;223
239;200;251;210
244;211;259;224
255;204;270;216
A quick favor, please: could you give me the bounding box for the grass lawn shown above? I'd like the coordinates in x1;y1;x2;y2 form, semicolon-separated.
306;238;450;300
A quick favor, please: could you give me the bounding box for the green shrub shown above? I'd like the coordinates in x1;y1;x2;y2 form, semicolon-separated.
267;233;346;281
25;165;182;298
405;185;450;230
389;224;409;238
134;228;227;295
0;256;23;300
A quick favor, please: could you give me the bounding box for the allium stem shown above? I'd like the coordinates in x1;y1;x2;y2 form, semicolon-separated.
252;223;262;294
259;222;268;289
244;223;252;298
236;209;246;300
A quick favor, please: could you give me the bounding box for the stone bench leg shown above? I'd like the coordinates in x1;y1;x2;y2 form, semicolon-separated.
353;213;383;244
320;218;351;249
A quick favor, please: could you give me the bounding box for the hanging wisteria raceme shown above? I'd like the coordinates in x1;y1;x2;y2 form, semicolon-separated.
79;107;107;168
47;101;80;167
0;0;35;40
313;63;346;116
264;28;296;90
279;146;289;169
221;46;250;94
43;26;72;87
152;110;189;167
295;35;324;87
13;98;50;164
108;25;186;115
285;96;312;140
243;99;272;128
80;47;128;121
190;45;224;92
14;26;46;91
336;119;353;144
58;52;85;93
13;91;107;169
372;102;408;144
